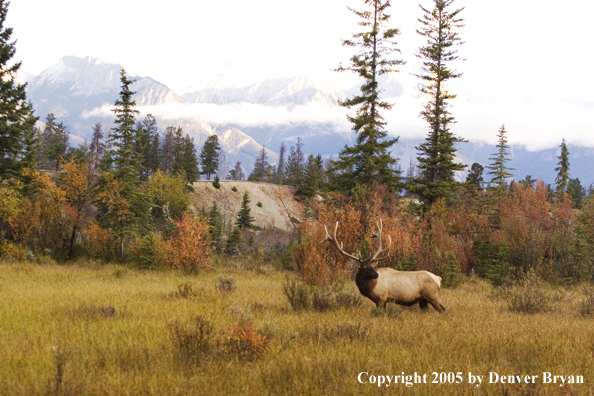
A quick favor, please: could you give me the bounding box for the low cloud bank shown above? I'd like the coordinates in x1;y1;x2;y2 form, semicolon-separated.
82;97;594;151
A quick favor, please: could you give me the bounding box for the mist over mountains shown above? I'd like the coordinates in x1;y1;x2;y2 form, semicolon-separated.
22;56;594;186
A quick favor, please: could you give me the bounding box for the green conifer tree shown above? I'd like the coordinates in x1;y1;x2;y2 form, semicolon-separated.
555;138;570;198
89;122;106;178
135;114;160;180
235;191;255;229
172;127;199;184
199;134;221;180
296;154;325;199
208;201;224;253
330;0;403;193
0;0;38;180
274;141;286;184
486;125;515;188
95;68;151;259
248;146;269;182
285;139;304;188
465;163;484;191
409;0;466;207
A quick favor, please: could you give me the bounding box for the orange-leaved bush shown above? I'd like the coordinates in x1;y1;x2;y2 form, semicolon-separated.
167;213;211;271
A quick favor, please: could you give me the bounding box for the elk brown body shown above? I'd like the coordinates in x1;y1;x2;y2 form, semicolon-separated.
323;220;445;312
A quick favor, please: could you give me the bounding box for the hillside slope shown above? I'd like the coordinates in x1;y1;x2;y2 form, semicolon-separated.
191;181;301;231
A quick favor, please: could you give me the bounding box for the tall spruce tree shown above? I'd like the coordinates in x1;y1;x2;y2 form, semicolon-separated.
465;163;484;191
285;139;304;188
160;127;174;173
274;141;286;184
236;191;255;229
486;125;514;224
330;0;403;193
555;138;570;198
173;127;199;184
89;122;105;177
199;134;221;180
0;0;37;180
95;68;151;258
409;0;466;207
297;154;325;199
486;125;514;188
135;114;160;180
248;146;269;182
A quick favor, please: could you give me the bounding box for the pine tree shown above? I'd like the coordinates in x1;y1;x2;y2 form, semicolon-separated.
486;125;514;188
568;178;585;208
296;154;325;199
0;0;37;180
89;122;106;177
42;116;69;171
160;127;174;173
248;146;269;182
199;134;221;180
135;114;159;180
235;191;255;229
486;125;514;224
330;0;403;193
465;163;484;191
20;126;40;171
207;201;224;253
285;139;304;188
172;127;199;183
409;0;466;207
555;138;570;198
275;142;286;184
95;68;151;259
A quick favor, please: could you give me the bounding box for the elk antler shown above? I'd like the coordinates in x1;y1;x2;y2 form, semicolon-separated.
322;222;363;265
322;219;392;267
369;218;392;265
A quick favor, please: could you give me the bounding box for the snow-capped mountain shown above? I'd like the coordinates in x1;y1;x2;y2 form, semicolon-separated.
24;56;277;173
26;56;184;122
181;75;347;107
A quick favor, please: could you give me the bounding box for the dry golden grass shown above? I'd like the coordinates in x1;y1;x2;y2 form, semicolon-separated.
0;262;593;395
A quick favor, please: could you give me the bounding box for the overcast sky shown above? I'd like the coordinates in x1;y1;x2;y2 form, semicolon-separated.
6;0;594;150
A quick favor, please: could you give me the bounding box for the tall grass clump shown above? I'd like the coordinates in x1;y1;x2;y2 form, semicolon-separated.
170;316;215;362
578;287;594;317
282;277;310;311
507;271;552;314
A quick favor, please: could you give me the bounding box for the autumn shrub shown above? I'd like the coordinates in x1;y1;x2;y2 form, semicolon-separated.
223;319;272;361
507;271;552;314
147;170;190;224
167;213;211;272
216;275;236;293
170;316;215;361
497;181;552;275
177;282;201;298
293;219;336;286
551;196;593;283
311;288;335;312
282;277;311;311
81;222;113;260
130;232;170;269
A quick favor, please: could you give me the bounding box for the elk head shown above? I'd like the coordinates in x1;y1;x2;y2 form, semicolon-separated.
322;218;392;281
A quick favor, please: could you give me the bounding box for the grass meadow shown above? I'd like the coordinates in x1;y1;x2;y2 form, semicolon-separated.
0;260;593;396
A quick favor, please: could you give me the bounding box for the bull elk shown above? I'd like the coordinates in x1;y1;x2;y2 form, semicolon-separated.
322;219;445;312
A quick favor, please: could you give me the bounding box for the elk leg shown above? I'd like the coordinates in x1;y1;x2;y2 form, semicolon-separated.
427;298;445;313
